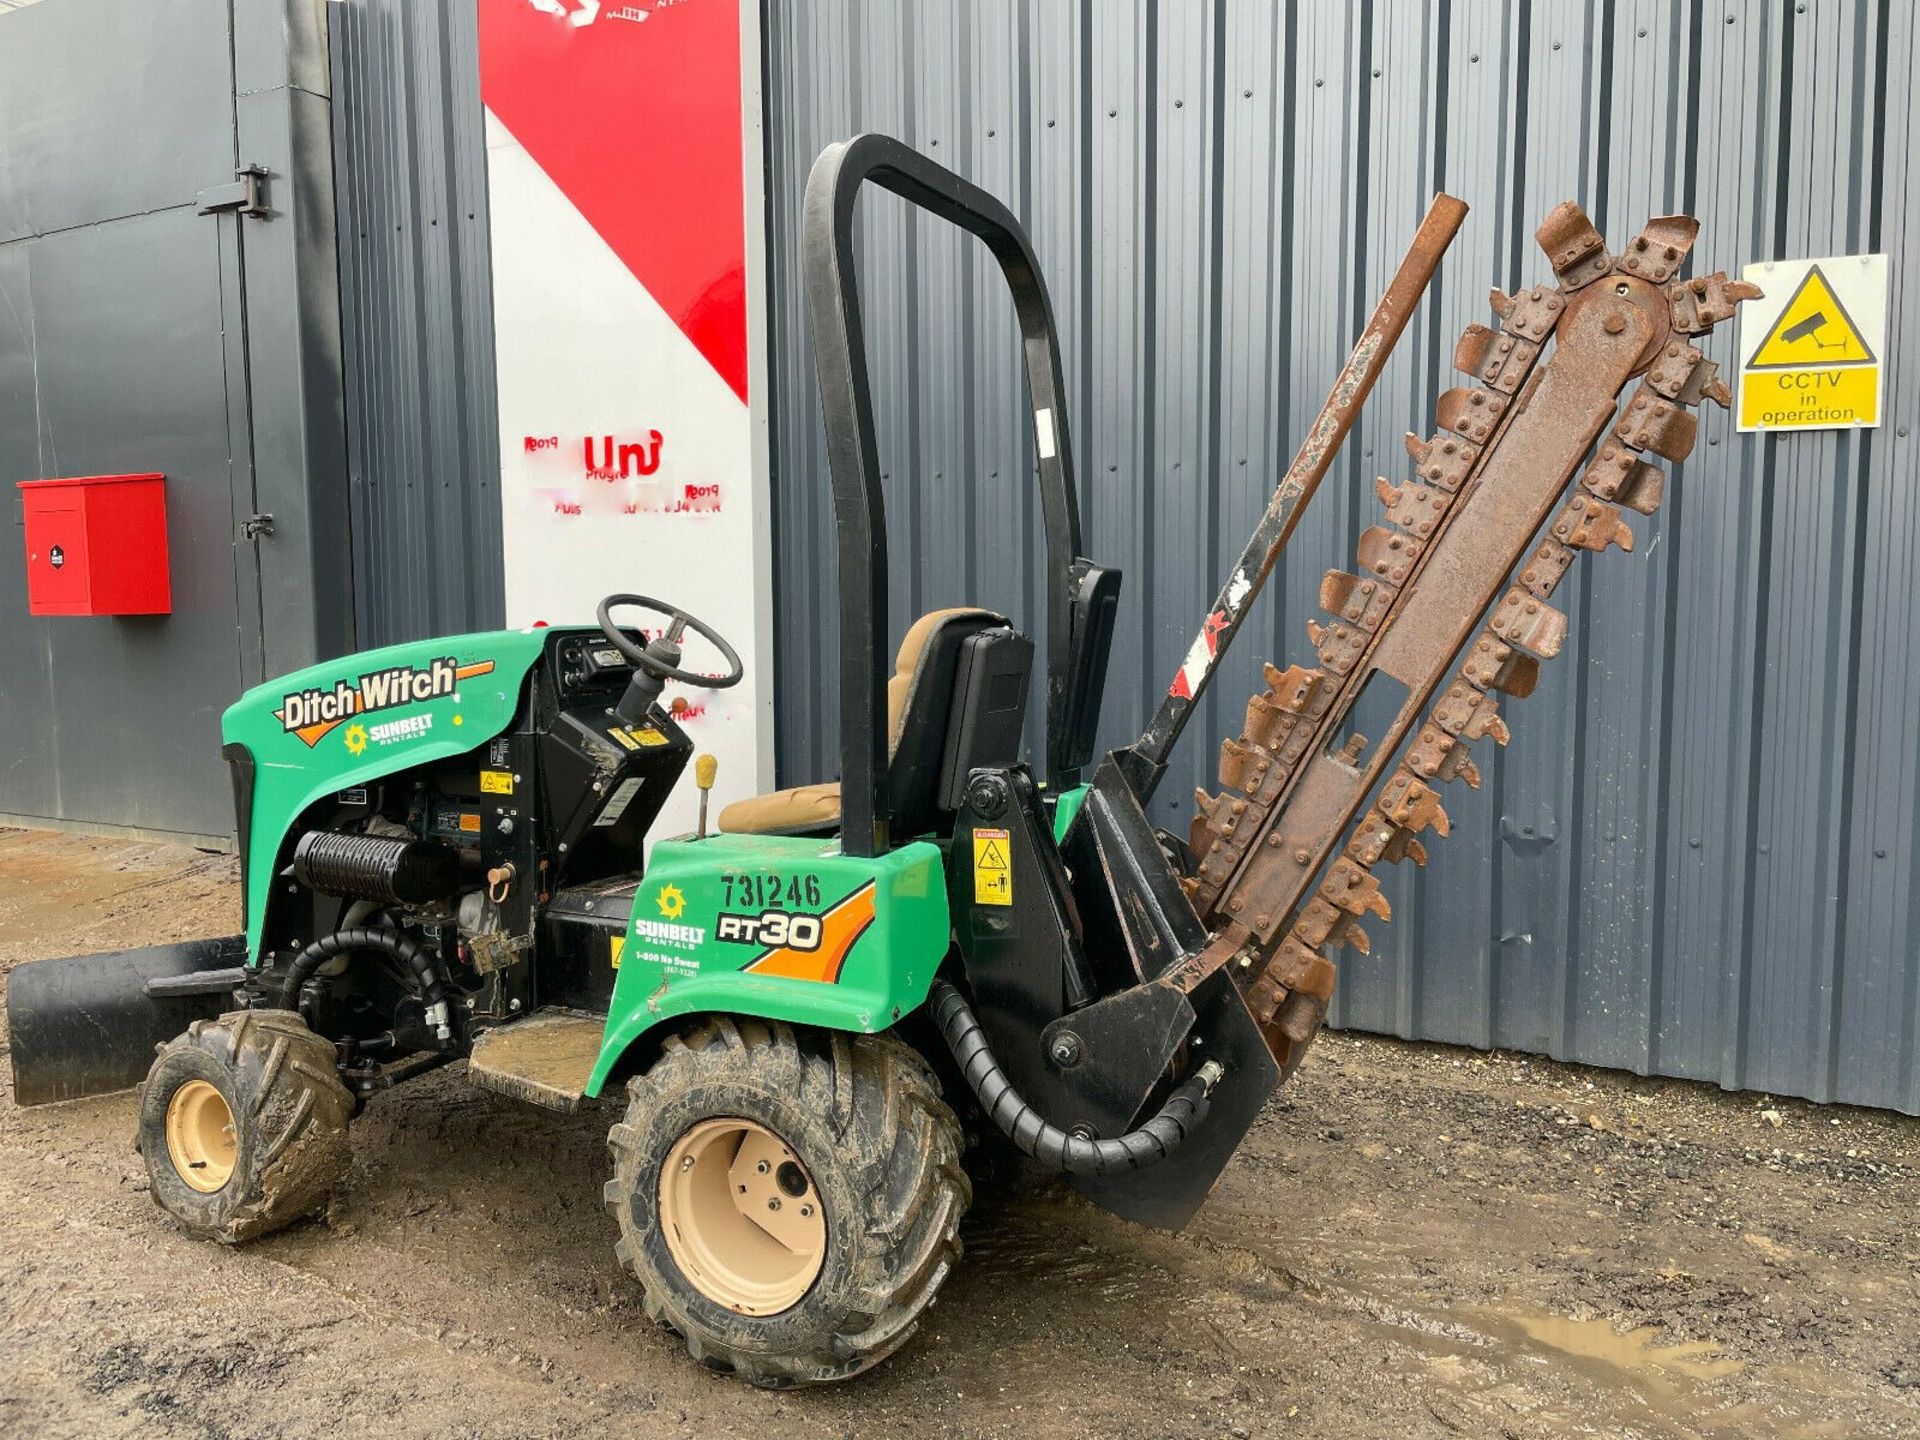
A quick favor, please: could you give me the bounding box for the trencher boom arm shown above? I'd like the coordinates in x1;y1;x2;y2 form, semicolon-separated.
1133;206;1756;1079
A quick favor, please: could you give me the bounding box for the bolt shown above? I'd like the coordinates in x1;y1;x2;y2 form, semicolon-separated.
1050;1032;1083;1068
1294;848;1311;864
767;1197;781;1211
756;1159;771;1174
800;1204;813;1217
682;1155;695;1172
1603;313;1627;335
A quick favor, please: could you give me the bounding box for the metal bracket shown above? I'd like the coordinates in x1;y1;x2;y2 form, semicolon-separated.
241;513;275;540
197;165;270;219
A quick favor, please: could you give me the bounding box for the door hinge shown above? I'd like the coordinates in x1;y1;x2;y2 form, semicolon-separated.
197;165;270;219
242;513;275;540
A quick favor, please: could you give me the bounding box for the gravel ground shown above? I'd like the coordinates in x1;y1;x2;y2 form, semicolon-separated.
1;827;1916;1439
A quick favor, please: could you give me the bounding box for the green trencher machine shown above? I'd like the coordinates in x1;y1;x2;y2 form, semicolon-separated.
5;134;1754;1386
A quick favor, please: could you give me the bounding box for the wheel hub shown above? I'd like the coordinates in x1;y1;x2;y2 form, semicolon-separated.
658;1117;825;1315
164;1078;237;1193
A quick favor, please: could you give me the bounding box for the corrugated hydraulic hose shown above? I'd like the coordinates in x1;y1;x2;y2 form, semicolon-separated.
928;979;1222;1175
279;926;456;1043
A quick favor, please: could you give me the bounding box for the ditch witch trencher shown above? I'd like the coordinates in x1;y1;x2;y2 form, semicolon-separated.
6;135;1755;1386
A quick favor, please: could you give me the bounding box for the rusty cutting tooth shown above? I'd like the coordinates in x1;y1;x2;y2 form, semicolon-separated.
1617;215;1699;283
1217;737;1274;794
1243;691;1295;750
1453;323;1541;393
1521;539;1577;597
1260;934;1338;1000
1501;284;1568;341
1357;525;1420;584
1667;273;1763;333
1489;589;1569;657
1264;662;1323;714
1377;477;1451;538
1404;430;1481;491
1616;387;1698;461
1432;680;1510;745
1320;569;1394;629
1459;634;1540;696
1536;201;1612;289
1322;858;1392;921
1436;386;1509;444
1581;446;1666;514
1551;495;1635;553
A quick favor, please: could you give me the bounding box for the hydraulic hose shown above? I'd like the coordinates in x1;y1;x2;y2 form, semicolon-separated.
927;979;1222;1175
279;926;456;1043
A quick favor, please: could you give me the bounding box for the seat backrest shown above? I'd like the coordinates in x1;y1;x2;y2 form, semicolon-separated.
885;607;1029;837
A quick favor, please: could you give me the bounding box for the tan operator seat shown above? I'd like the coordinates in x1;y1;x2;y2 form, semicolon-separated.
718;607;1003;835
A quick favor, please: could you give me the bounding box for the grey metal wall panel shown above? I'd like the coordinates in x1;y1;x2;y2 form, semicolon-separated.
329;0;504;648
0;0;349;840
763;0;1920;1110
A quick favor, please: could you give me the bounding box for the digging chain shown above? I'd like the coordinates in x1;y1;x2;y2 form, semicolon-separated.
1173;203;1757;1066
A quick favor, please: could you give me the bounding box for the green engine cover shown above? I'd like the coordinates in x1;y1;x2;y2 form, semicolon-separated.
221;628;550;957
586;832;951;1095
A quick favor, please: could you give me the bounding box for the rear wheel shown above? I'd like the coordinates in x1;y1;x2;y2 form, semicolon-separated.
137;1010;354;1244
605;1017;969;1387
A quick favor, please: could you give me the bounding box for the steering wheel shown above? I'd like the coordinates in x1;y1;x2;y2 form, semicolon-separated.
596;594;743;726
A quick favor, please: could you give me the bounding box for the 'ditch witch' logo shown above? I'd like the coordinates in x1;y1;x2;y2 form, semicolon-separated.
275;657;496;747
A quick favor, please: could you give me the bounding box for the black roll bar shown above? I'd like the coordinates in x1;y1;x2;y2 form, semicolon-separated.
802;133;1087;857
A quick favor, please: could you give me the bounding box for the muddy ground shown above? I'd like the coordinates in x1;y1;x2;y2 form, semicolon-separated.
0;828;1915;1439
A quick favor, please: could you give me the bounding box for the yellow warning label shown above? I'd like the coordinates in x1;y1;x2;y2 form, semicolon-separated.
1737;255;1885;434
1745;266;1875;368
973;828;1012;907
610;935;625;970
1739;364;1879;430
479;769;514;794
608;726;669;751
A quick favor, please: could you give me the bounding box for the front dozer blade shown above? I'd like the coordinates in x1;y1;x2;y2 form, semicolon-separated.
1072;970;1280;1229
5;936;248;1106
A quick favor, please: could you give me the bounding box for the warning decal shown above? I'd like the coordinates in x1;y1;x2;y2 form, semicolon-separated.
1745;266;1876;368
1737;255;1886;433
973;829;1012;907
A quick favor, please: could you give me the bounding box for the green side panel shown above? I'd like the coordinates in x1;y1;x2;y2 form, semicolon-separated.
221;628;551;957
1051;783;1090;844
585;833;952;1095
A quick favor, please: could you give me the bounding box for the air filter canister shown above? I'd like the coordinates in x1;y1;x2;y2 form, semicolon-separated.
292;830;462;905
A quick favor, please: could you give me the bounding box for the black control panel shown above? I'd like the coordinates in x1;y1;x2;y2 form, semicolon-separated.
553;633;637;697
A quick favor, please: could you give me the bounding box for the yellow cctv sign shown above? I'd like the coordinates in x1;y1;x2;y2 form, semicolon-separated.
1737;255;1886;432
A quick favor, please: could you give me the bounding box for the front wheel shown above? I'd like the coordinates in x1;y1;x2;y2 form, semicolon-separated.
604;1017;970;1387
136;1010;354;1244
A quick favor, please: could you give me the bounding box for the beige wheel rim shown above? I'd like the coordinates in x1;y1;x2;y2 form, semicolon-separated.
658;1117;825;1315
164;1079;237;1193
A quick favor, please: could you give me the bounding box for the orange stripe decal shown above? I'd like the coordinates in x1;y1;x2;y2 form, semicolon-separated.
744;882;878;984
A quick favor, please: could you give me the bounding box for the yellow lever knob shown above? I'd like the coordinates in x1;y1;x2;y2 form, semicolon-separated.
694;753;718;790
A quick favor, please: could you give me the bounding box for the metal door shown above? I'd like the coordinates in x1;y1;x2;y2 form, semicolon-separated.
0;0;348;840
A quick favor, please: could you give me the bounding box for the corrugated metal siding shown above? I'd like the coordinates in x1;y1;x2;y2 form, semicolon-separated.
763;0;1920;1111
330;0;504;647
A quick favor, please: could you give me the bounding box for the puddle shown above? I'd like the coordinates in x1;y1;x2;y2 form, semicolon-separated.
1487;1306;1745;1383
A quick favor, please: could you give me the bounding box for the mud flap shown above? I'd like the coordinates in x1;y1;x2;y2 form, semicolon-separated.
1070;970;1281;1230
5;936;248;1106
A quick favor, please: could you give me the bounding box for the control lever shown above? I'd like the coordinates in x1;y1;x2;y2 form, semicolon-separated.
694;754;718;838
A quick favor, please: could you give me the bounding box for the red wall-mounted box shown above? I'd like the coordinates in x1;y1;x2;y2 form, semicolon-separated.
17;473;172;617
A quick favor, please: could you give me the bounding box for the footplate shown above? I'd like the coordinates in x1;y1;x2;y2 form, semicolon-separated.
467;1008;606;1112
